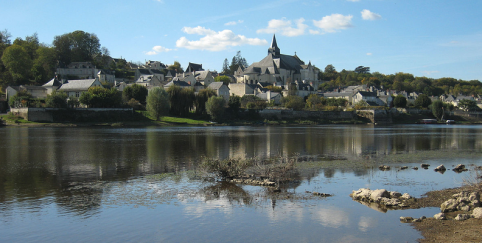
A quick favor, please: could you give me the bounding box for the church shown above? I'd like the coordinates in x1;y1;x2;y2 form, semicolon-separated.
235;34;320;90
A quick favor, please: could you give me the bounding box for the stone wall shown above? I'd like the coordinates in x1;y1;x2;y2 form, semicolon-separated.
10;108;134;122
259;108;355;120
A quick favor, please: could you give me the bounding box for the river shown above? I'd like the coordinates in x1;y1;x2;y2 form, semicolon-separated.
1;125;481;242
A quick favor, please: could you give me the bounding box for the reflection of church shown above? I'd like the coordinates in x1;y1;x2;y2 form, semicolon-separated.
235;34;320;89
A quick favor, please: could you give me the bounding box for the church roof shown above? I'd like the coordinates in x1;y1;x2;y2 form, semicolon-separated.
43;77;62;87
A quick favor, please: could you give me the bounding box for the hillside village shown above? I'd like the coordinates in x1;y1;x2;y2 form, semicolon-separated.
2;34;482;122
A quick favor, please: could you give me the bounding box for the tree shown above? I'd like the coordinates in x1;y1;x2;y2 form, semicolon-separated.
8;90;33;108
1;44;32;83
393;95;407;108
167;85;194;116
306;94;323;110
32;45;57;84
431;100;444;121
282;96;305;110
206;96;225;122
195;88;216;115
123;84;148;104
228;95;241;111
214;75;232;86
414;94;432;108
53;30;102;66
79;87;122;108
354;66;370;74
146;87;170;120
222;58;229;74
45;90;68;108
167;61;184;73
458;99;478;111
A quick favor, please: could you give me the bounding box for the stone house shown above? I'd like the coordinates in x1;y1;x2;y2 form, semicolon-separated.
194;70;215;87
229;83;257;97
207;82;230;101
58;78;103;98
352;91;385;106
57;62;115;84
256;90;282;105
135;68;164;82
6;85;48;101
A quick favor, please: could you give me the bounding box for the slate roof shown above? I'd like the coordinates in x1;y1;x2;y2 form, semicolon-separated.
194;71;210;80
186;62;203;72
42;78;62;87
165;79;191;87
356;91;377;97
58;79;98;91
137;69;151;75
208;82;226;90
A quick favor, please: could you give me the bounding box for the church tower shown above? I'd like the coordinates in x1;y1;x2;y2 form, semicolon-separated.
268;34;280;57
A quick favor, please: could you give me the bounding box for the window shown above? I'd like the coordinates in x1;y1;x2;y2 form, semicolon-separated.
76;92;80;97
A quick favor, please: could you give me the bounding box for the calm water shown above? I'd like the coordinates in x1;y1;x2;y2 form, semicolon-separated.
1;125;482;242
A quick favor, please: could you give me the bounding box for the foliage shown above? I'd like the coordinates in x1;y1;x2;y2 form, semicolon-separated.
8;90;33;108
199;157;253;179
206;96;225;122
146;87;170;120
354;66;370;74
195;88;216;115
1;44;32;83
393;95;407;108
458;99;478;111
354;100;370;110
45;90;68;108
167;61;183;73
431;100;445;121
306;94;323;109
67;97;80;108
228;95;241;111
79;86;122;108
282;96;305;110
53;30;102;66
264;85;282;92
222;51;248;75
414;94;432;108
122;84;148;104
127;98;144;110
167;85;195;116
214;75;232;85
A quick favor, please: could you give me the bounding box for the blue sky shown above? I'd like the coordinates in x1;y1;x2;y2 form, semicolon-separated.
2;0;482;81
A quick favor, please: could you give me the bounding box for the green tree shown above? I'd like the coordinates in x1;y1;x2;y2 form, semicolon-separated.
221;58;230;74
414;94;432;108
282;96;305;110
167;61;184;74
123;84;148;104
167;85;194;116
53;30;102;66
195;88;216;115
306;94;323;109
1;44;32;83
146;87;170;120
79;86;122;108
32;45;57;84
393;95;407;108
431;100;444;121
458;99;478;111
206;96;225;122
228;95;241;111
214;75;232;86
8;90;33;108
45;90;68;108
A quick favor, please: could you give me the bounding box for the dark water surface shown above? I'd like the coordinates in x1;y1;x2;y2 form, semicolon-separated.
1;125;481;242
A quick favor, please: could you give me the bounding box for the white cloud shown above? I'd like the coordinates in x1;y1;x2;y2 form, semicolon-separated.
145;45;172;55
367;53;372;56
176;26;267;51
309;29;321;35
257;18;308;37
361;9;382;20
225;20;244;26
313;14;353;33
347;0;360;2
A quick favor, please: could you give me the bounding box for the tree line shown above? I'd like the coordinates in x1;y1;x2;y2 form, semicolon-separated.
319;64;482;97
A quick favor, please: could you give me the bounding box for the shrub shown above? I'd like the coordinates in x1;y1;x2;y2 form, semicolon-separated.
206;96;225;122
200;158;253;179
45;90;68;108
146;87;170;120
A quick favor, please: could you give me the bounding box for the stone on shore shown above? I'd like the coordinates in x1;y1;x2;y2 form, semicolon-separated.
434;165;446;171
433;213;446;220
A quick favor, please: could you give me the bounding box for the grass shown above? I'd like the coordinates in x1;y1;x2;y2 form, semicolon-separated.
135;110;211;125
0;113;39;125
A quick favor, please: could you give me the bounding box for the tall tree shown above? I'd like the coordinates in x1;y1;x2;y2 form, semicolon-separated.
146;87;170;120
195;88;216;115
53;30;102;66
222;58;229;74
167;61;184;73
1;44;32;83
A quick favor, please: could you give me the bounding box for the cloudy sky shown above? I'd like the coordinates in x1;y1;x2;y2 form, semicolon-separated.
2;0;482;81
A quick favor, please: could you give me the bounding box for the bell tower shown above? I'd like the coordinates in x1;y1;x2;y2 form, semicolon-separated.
268;34;280;57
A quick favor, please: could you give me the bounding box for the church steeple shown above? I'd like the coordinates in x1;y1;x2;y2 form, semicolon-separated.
268;34;280;57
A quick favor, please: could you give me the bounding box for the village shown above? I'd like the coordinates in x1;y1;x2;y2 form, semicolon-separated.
2;35;482;124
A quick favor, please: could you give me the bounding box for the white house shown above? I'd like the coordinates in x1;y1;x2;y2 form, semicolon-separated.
207;82;230;101
58;78;103;98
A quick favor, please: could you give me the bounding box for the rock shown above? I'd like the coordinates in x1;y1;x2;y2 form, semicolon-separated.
470;200;480;208
401;166;408;170
434;213;446;220
441;199;459;212
351;188;372;201
459;205;471;212
412;167;419;170
412;218;422;222
401;193;412;200
390;191;402;198
455;214;471;221
400;216;414;223
469;192;480;202
472;207;482;219
379;165;390;170
420;216;427;220
380;197;401;206
453;164;467;172
313;192;331;197
421;163;430;168
434;165;446;171
370;189;390;202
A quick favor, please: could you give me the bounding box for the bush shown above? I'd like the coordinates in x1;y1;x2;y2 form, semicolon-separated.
414;94;432;108
282;96;305;110
206;96;225;122
8;90;33;108
200;158;253;179
123;84;148;104
393;95;407;108
79;87;122;108
45;90;68;108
